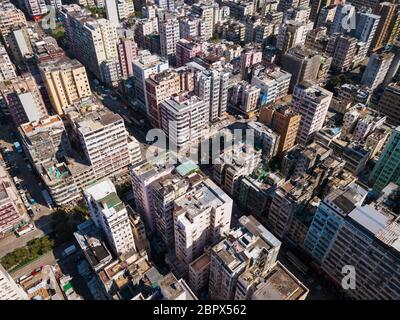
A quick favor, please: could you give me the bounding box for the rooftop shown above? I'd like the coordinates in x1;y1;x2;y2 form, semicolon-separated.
252;261;309;300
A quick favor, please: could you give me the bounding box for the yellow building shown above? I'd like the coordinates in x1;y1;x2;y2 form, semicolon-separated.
40;58;92;115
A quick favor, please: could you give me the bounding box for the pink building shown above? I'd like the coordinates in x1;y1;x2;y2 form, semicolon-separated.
0;75;47;126
118;38;138;78
240;45;262;80
0;166;24;233
176;39;203;67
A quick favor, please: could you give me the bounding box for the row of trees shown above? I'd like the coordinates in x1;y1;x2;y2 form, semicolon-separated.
0;206;88;271
1;236;54;271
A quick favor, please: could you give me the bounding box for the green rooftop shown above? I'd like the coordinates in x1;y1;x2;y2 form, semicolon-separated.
99;192;122;209
176;161;199;177
63;282;73;293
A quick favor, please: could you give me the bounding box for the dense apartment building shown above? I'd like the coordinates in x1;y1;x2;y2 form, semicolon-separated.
267;175;315;240
130;156;175;233
132;50;169;112
327;35;358;73
276;20;314;54
321;186;400;299
251;66;291;105
281;47;330;92
159;93;209;150
18;115;70;165
174;174;232;268
0;264;28;300
159;18;181;64
65;100;137;180
231;81;260;114
377;82;400;126
7;26;33;67
23;0;48;18
145;69;181;128
292;81;333;146
32;36;66;64
247;121;280;160
151;165;193;247
39;58;92;115
369;126;400;193
117;36;138;79
361;52;394;90
209;215;282;300
259;103;301;157
191;3;214;40
183;59;231;123
0;1;27;47
370;2;399;52
240;44;262;81
0;75;48;126
0;45;17;81
188;252;210;294
84;179;136;256
176;39;203;68
0;165;25;234
61;5;120;85
304;184;368;262
213;142;261;196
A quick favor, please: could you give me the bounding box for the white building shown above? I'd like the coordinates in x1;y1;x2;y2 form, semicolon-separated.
24;0;48;18
159;18;180;63
191;3;215;40
292;81;333;146
116;0;134;20
84;179;136;256
174;176;233;267
160;93;209;150
0;44;16;81
247;121;280;159
66;101;134;180
361;52;394;90
322;201;400;300
105;0;120;25
276;20;313;53
251;67;291;104
61;7;120;83
213;142;262;196
132;50;169;112
0;264;28;300
129;156;175;233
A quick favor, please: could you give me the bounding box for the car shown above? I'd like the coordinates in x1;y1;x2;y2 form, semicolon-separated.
27;208;34;218
31;266;42;276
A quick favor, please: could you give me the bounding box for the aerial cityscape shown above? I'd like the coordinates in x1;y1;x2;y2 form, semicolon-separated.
0;0;399;302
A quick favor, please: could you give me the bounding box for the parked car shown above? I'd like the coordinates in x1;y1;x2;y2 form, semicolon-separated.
27;208;34;218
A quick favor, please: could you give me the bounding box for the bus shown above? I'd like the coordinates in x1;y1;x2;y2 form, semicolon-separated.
13;142;22;153
15;224;35;237
41;190;54;208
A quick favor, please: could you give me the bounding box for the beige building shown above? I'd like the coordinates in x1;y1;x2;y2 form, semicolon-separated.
249;261;309;300
7;27;33;66
209;215;282;300
40;58;92;115
0;44;17;81
188;252;210;294
259;103;301;157
0;1;27;47
146;69;181;128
